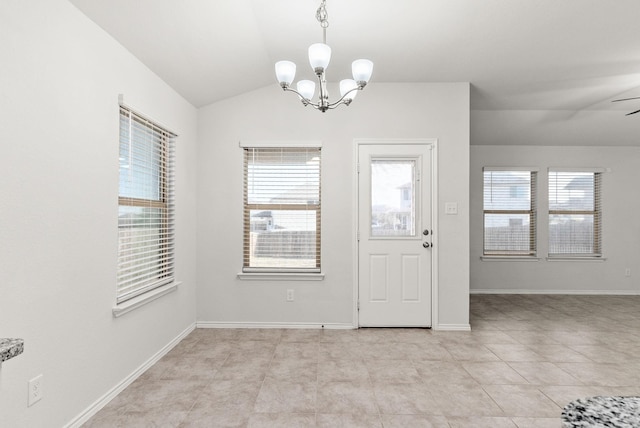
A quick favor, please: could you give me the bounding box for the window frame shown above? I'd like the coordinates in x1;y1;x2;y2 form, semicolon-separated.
547;168;603;259
482;167;538;258
239;141;323;278
117;104;177;304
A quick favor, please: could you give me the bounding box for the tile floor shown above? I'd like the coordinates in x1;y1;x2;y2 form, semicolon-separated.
84;294;640;427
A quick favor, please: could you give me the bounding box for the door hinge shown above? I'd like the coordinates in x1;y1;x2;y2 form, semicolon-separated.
416;168;421;181
357;163;360;173
357;231;360;241
357;300;360;311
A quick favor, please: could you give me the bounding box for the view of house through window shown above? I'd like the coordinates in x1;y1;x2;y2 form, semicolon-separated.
118;106;176;302
549;171;602;257
243;147;321;272
370;159;416;237
483;169;537;256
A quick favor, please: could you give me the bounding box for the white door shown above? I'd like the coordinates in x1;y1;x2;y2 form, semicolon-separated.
358;143;432;327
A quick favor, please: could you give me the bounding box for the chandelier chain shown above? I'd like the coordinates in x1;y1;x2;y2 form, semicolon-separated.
316;0;328;43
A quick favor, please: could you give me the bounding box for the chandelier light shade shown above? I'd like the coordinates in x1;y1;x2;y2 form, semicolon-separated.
275;0;373;113
297;80;316;100
275;61;296;86
340;79;358;101
352;59;374;85
308;43;332;72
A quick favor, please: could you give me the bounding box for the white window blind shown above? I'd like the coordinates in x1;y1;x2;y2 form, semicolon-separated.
118;106;176;303
548;171;602;257
483;169;537;256
243;147;321;272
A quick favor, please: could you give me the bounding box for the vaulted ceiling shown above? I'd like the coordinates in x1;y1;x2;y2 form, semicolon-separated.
69;0;640;145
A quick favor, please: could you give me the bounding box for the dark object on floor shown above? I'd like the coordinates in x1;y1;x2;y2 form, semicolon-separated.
562;396;640;427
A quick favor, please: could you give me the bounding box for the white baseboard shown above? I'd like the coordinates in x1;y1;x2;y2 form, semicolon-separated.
196;321;355;330
471;289;640;295
64;322;196;428
434;323;472;331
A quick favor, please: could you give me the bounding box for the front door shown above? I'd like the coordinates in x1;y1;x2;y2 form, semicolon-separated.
357;143;432;327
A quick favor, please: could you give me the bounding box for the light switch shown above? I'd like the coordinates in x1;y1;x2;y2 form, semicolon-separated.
445;202;458;215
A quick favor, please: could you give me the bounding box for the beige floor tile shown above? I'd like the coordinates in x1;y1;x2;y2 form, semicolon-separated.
380;414;449;428
504;331;561;346
443;344;501;361
373;382;439;415
116;379;204;414
317;413;382;427
273;342;320;360
317;359;369;384
247;413;316;428
83;296;640;427
280;329;322;342
539;385;640;409
567;345;635;364
319;329;361;343
447;416;517;427
317;380;378;414
364;359;421;384
317;342;362;360
554;362;640;386
511;417;561;428
485;344;545;362
215;356;272;381
157;357;221;381
415;361;480;387
525;344;593;363
235;328;283;342
483;384;562;417
407;343;454;361
266;358;317;382
462;361;529;385
254;379;316;413
508;362;582;385
196;380;262;413
119;410;190;427
354;342;410;360
180;408;250;427
430;384;505;417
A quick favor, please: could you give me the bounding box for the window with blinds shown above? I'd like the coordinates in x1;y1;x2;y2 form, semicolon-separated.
118;106;176;303
243;147;321;272
548;170;602;257
483;169;537;256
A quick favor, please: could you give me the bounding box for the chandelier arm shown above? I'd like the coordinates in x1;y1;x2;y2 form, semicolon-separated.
282;86;321;108
325;102;350;110
326;87;361;108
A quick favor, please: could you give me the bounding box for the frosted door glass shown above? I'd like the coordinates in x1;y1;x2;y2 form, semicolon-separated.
371;160;416;237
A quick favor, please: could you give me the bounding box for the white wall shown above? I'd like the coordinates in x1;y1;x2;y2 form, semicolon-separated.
471;145;640;293
0;1;198;426
197;82;470;329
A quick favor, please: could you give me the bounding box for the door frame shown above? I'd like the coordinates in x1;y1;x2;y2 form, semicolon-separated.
352;139;439;329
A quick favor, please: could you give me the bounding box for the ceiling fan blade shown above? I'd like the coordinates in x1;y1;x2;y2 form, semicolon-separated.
612;96;640;103
625;108;640;116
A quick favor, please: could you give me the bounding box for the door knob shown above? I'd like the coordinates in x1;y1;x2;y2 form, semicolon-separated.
423;229;429;236
423;242;430;248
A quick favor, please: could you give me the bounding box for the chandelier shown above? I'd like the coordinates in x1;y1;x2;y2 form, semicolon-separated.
274;0;374;113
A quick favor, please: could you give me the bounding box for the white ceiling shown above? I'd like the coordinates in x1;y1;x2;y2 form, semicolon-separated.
69;0;640;143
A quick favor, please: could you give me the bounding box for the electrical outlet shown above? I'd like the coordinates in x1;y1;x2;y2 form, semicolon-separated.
28;374;43;407
286;289;294;302
625;268;631;277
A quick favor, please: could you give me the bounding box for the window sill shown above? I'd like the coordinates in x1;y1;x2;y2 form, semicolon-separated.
237;272;325;281
112;282;181;318
481;256;540;262
546;257;606;262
